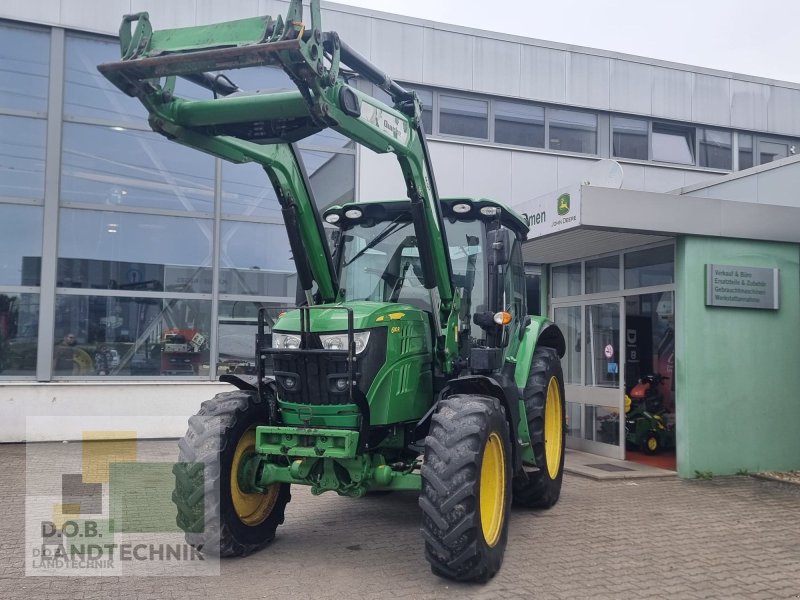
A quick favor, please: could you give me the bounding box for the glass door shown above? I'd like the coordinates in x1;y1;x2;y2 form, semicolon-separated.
553;299;625;459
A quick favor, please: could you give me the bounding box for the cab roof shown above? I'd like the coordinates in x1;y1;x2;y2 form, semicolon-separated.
323;198;529;239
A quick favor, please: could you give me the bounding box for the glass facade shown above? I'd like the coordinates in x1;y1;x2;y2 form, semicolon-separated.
698;128;732;170
549;109;597;154
404;84;795;171
439;95;488;139
612;116;648;161
551;262;581;297
0;23;354;380
585;255;619;294
738;133;754;170
494;101;544;148
652;122;695;165
550;244;676;456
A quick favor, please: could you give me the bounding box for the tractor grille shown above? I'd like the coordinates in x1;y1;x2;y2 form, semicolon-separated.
271;328;386;406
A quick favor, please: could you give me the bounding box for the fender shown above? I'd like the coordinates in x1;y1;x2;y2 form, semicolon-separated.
440;372;524;475
219;374;278;424
512;316;566;389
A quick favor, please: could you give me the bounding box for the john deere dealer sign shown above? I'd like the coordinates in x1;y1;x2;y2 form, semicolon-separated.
705;264;779;310
520;184;581;239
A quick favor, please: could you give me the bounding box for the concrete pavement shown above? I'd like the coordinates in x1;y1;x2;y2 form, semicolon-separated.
1;440;799;599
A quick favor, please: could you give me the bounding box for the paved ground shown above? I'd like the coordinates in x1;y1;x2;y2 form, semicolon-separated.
2;441;800;599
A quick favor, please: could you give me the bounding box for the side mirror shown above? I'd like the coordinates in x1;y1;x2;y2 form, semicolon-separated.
487;228;512;267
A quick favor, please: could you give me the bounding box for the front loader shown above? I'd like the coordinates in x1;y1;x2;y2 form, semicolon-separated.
98;1;567;582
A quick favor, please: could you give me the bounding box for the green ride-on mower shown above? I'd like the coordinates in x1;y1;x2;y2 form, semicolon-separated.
98;0;567;582
625;374;675;454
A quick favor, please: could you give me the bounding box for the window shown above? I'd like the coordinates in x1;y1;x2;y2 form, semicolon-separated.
407;87;433;134
445;220;485;346
738;133;753;170
57;209;213;293
64;34;147;123
217;301;290;375
759;140;788;164
549;109;597;154
625;245;674;289
61;123;216;213
504;239;527;323
0;23;49;112
494;101;544;148
53;295;211;377
0;292;39;376
439;95;488;139
222;150;354;218
0;204;43;286
584;303;620;389
585;256;619;294
0;115;47;200
652;122;695;165
554;306;580;384
612;116;648;160
552;263;581;297
698;128;732;170
222;162;281;219
219;221;294;296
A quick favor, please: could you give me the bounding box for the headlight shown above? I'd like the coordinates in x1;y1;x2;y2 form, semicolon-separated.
319;331;370;354
272;332;301;349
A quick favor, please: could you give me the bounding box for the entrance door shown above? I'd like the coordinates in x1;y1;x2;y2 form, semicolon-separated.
553;300;625;459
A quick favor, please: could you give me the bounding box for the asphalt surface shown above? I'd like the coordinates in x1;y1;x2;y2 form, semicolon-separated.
2;440;800;599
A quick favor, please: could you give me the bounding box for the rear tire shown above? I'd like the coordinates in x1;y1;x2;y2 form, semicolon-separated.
512;347;566;509
172;390;291;557
642;432;660;455
420;394;512;582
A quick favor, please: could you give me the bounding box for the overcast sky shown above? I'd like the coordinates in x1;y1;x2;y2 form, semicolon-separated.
328;0;799;83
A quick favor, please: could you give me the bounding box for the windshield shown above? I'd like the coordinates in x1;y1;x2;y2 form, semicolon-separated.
337;219;486;343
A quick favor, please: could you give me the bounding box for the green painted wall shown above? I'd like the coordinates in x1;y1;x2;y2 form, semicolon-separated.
675;236;800;478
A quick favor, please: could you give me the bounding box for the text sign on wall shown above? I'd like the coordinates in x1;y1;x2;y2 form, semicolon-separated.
518;184;581;239
705;264;780;310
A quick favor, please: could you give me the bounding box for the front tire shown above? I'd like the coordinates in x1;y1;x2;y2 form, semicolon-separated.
172;390;291;557
420;394;512;583
642;431;660;455
513;346;566;509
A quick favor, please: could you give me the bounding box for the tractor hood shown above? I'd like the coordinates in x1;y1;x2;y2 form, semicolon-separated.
272;301;428;333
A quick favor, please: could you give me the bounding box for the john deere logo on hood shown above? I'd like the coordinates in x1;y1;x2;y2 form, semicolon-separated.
557;193;570;216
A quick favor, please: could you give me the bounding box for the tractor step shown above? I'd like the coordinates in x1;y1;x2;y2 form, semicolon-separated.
255;426;359;459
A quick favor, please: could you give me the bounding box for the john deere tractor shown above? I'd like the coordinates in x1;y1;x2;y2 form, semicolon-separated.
99;0;567;582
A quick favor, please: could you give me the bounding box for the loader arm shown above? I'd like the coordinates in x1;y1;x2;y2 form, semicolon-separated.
97;0;457;350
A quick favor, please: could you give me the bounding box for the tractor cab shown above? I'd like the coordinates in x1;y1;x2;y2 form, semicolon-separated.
322;197;530;357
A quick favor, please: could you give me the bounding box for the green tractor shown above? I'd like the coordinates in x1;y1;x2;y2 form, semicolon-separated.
99;0;567;582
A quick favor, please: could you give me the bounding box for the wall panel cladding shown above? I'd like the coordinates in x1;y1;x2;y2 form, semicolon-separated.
462;145;512;201
422;28;473;90
130;0;196;29
510;152;558;206
473;37;520;97
370;19;424;83
195;0;258;25
651;67;693;122
730;79;770;132
610;60;652;115
0;0;61;25
768;87;800;136
567;53;610;110
692;74;731;127
519;45;567;104
427;142;465;196
60;0;131;33
322;8;372;59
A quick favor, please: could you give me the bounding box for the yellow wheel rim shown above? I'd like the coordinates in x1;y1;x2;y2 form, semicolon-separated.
544;377;563;479
647;437;658;452
230;429;279;526
479;432;506;548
